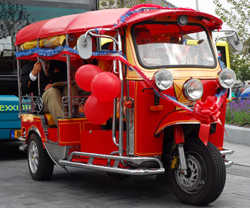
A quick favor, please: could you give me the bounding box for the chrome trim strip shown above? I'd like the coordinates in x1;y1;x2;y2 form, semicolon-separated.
19;144;28;152
59;160;165;175
66;34;72;118
59;151;165;176
220;148;234;168
118;31;124;157
16;46;22;114
177;144;188;175
44;143;68;171
28;126;41;138
220;148;234;155
86;29;119;46
225;160;233;168
18;137;26;142
112;98;119;147
128;107;135;155
36;40;41;97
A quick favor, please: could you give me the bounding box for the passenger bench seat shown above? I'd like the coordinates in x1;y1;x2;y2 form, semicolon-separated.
44;113;56;126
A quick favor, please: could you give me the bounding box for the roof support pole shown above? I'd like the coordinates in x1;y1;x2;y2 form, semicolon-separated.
37;39;41;97
66;34;72;118
16;46;22;115
118;31;124;157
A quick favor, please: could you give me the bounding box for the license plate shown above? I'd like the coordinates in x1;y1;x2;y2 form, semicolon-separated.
11;130;21;139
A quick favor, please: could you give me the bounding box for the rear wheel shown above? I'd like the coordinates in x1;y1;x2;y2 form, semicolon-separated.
28;133;54;180
166;138;226;206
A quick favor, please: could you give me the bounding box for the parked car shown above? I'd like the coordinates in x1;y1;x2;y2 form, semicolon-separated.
232;85;246;94
0;50;21;140
239;87;250;99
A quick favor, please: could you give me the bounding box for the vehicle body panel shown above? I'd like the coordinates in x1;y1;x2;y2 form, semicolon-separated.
0;95;20;140
15;4;237;205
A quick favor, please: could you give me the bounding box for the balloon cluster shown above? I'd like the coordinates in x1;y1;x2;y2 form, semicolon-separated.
75;64;121;124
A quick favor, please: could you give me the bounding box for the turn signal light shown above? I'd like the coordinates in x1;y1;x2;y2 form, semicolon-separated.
150;105;163;111
124;100;133;108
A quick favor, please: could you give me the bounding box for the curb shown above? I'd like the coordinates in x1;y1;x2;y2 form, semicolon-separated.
224;124;250;146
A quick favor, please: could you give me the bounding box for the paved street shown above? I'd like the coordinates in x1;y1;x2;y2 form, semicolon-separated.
0;140;250;208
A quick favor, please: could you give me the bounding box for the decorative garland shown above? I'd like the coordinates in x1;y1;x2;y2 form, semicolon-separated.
15;43;227;143
15;46;226;117
15;46;79;59
14;3;227;144
114;3;196;29
91;51;227;114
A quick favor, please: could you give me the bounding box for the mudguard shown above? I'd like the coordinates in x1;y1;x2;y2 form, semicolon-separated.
155;110;200;136
155;110;219;146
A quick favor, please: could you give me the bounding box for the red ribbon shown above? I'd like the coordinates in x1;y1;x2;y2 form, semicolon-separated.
192;95;226;145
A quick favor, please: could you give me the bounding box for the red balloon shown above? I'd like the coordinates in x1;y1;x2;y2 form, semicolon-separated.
84;95;113;124
75;64;102;91
91;72;121;102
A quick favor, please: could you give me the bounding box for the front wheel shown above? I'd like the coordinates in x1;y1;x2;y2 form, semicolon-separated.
166;138;226;206
28;133;54;181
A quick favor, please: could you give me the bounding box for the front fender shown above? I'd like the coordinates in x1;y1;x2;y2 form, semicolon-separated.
154;110;200;136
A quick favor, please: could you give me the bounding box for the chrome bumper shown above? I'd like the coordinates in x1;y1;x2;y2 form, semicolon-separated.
220;148;234;168
18;136;28;152
59;152;165;176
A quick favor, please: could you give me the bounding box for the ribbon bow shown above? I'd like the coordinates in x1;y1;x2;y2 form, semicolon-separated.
193;96;222;145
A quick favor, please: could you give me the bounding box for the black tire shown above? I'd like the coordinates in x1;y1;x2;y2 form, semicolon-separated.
28;133;54;181
166;138;226;206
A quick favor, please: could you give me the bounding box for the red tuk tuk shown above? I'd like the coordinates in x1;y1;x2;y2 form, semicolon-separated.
16;4;242;206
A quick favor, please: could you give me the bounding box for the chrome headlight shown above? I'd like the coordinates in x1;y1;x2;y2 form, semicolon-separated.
153;69;173;90
183;79;203;101
219;68;236;88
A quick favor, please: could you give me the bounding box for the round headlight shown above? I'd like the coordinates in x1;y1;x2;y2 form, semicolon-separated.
219;68;236;88
183;79;203;101
153;69;173;90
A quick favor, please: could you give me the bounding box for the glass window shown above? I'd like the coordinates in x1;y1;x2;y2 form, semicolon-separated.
216;46;227;68
133;23;216;69
0;0;97;95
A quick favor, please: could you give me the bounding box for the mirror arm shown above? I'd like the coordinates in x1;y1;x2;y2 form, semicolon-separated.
212;29;237;44
84;29;119;47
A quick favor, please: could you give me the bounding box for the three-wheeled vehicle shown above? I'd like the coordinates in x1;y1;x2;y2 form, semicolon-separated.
16;4;242;206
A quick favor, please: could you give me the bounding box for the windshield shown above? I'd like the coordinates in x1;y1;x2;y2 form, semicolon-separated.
133;23;216;69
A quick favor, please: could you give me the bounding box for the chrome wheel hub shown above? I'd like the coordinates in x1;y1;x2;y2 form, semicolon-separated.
175;153;207;194
28;140;39;174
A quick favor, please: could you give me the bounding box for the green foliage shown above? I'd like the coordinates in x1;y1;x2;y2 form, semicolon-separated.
229;44;246;71
235;64;250;83
0;0;33;48
226;98;250;125
100;0;120;9
99;0;157;9
131;0;147;5
213;0;249;41
213;0;250;67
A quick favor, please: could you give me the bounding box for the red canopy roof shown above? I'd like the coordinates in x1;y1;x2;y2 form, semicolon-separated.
15;6;222;46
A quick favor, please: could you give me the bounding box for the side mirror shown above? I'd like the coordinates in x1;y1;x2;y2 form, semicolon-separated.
78;34;92;59
226;31;243;52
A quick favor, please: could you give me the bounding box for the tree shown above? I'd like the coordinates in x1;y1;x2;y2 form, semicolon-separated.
236;64;250;84
0;0;33;49
213;0;250;61
99;0;166;9
213;0;250;83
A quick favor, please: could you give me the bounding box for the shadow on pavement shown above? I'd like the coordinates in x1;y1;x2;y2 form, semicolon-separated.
0;140;27;161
